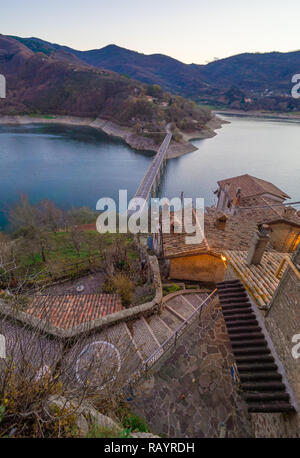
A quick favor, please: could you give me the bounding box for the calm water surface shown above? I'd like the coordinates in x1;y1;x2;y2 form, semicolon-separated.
0;116;299;230
161;115;300;206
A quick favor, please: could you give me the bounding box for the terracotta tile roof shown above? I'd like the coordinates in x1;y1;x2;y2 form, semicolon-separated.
26;294;122;330
224;250;291;308
162;201;300;259
218;174;291;201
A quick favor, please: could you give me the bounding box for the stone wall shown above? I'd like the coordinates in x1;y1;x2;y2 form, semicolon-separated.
169;253;226;283
268;221;300;253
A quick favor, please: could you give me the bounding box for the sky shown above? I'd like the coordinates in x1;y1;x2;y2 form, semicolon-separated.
1;0;300;64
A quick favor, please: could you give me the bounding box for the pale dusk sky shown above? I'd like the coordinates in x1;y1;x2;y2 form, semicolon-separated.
1;0;300;64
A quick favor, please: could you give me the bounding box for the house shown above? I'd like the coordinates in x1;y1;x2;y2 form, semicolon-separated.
216;174;291;213
161;208;259;284
159;175;299;285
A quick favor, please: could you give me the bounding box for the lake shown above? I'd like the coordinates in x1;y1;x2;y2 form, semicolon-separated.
0;115;299;230
161;114;300;206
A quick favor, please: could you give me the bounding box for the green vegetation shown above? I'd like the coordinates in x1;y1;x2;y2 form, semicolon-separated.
0;195;152;307
163;283;182;296
122;412;149;433
87;425;133;439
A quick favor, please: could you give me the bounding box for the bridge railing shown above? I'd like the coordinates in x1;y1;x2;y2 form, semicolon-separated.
135;133;172;200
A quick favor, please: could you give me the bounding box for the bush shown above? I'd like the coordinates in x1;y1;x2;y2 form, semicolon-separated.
122;412;149;433
102;277;116;294
112;274;134;308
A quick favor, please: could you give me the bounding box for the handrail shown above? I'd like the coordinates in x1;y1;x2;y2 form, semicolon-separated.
276;256;300;281
143;289;218;371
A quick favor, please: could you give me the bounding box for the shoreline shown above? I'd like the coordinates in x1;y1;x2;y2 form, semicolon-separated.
214;109;300;122
0;114;225;159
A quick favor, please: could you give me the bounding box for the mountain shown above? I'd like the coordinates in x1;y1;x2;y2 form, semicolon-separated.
0;35;213;136
5;35;300;112
9;37;216;99
193;51;300;94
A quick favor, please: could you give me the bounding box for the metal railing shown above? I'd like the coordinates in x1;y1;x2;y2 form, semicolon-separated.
143;289;218;372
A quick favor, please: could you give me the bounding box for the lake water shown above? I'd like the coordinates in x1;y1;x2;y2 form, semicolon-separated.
0;116;299;230
161;115;300;207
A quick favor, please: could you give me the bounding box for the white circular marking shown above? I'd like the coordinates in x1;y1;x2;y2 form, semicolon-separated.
75;341;121;390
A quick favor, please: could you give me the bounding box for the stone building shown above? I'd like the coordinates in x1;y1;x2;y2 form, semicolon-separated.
216;174;291;213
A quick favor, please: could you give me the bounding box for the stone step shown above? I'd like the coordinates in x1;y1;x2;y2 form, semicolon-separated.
227;325;262;334
238;362;278;372
217;280;242;288
183;292;211;310
241;381;286;392
244;392;290;402
166;295;196;319
225;319;259;328
231;332;265;341
219;291;248;300
222;304;252;318
160;308;183;332
247;402;295;413
236;354;275;364
232;346;271;356
221;301;252;312
224;312;256;323
132;317;160;362
147;314;173;345
231;339;268;349
239;372;282;383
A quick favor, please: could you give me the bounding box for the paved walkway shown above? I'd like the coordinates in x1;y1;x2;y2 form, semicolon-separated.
44;272;105;296
131;306;253;438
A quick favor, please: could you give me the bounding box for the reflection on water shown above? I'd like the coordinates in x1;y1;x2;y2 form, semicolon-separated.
0;124;154;230
0;116;299;231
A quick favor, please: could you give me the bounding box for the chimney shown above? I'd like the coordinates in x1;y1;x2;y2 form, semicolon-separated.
215;212;228;231
247;228;270;266
217;183;230;212
231;187;242;216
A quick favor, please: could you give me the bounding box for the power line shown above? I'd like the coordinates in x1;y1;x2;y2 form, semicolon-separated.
238;201;300;210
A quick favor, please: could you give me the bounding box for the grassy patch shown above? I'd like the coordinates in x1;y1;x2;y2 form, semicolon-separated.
122;412;149;433
163;283;182;296
87;424;132;438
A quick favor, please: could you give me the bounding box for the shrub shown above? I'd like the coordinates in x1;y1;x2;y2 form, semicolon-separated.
122;412;149;433
112;274;134;308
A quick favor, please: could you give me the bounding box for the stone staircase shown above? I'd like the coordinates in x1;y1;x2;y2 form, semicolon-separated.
129;291;211;364
217;279;297;414
69;291;215;391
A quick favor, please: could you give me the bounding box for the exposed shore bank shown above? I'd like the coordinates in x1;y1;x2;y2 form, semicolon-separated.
214;109;300;122
0;114;225;159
